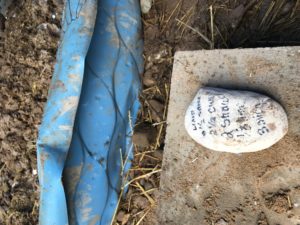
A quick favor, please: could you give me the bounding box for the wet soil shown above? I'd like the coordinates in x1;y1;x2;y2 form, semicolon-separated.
0;0;299;224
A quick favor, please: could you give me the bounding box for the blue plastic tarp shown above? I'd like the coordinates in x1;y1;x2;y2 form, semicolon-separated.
37;0;143;224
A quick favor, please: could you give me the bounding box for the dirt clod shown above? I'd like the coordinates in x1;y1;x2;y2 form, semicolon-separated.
133;132;151;148
265;191;291;214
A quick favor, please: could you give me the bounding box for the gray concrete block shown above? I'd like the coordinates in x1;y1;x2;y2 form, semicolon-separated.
158;47;300;225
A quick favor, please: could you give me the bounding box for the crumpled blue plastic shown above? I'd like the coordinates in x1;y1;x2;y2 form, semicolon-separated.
36;0;143;224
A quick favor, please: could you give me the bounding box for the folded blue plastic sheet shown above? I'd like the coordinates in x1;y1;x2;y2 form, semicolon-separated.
36;0;143;224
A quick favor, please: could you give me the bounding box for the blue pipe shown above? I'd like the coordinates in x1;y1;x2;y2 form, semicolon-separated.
37;0;143;224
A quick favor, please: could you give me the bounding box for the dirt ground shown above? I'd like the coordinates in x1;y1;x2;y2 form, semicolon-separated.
0;0;299;224
0;0;62;224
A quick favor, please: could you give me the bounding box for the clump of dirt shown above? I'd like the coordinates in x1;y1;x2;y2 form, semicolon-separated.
0;0;62;224
264;190;291;214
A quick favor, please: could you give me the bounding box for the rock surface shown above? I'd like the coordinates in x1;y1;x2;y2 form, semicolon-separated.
185;87;288;153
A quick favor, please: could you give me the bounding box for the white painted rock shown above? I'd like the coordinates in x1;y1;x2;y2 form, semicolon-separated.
140;0;152;14
185;87;288;153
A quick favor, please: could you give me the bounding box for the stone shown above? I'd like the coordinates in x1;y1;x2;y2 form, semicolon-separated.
143;71;156;87
185;87;288;153
140;0;152;14
158;47;300;225
215;219;228;225
149;99;164;122
116;210;130;225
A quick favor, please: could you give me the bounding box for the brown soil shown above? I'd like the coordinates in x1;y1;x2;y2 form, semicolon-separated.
0;0;62;224
1;0;299;224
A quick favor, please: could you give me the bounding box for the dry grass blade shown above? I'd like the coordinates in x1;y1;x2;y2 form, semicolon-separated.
0;164;6;173
152;121;167;126
142;154;160;161
287;195;292;209
135;151;155;156
135;181;156;205
142;87;153;93
130;167;156;171
259;0;275;29
268;0;286;28
120;148;124;177
111;188;124;225
128;110;134;135
291;0;300;18
175;18;212;46
177;6;196;38
154;124;164;149
154;84;169;149
163;84;169;120
123;169;162;189
161;0;183;33
136;208;151;225
209;5;214;49
214;24;228;48
111;145;133;225
139;151;147;163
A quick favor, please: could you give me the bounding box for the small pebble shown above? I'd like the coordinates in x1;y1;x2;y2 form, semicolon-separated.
140;0;152;14
185;87;288;153
32;169;37;175
215;218;228;225
143;71;156;87
116;210;130;225
149;99;164;122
